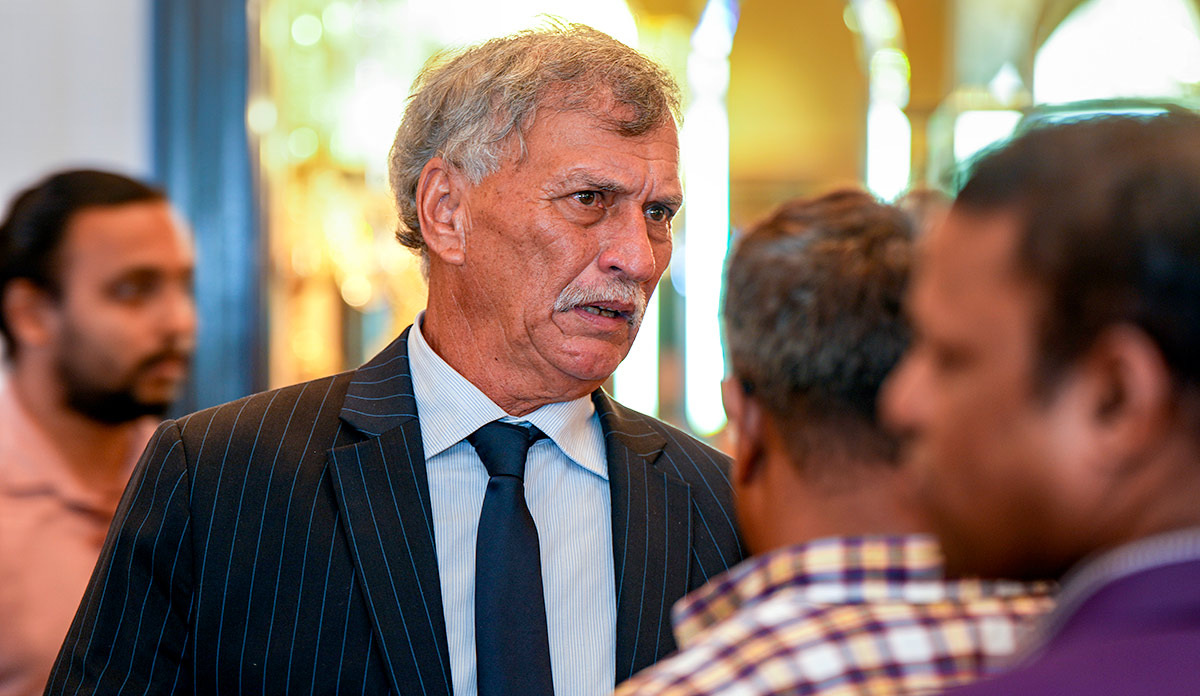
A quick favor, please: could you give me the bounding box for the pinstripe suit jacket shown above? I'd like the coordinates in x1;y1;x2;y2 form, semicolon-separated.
46;328;745;695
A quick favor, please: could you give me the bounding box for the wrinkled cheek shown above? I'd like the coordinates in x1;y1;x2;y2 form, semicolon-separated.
652;244;672;279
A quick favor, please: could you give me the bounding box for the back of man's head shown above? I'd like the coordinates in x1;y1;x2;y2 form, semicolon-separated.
959;112;1200;409
0;169;166;357
724;188;914;478
388;22;681;262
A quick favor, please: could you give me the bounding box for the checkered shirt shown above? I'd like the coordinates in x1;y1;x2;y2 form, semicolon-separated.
614;535;1053;696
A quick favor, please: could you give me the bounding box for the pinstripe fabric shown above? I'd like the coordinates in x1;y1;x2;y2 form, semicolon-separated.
46;327;744;694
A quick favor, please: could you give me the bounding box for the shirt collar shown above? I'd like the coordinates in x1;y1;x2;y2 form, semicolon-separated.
672;534;1042;647
408;314;607;480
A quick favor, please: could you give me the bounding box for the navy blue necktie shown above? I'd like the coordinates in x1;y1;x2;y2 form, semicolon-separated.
469;421;554;696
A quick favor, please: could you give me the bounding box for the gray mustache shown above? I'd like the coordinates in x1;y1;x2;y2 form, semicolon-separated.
553;281;647;328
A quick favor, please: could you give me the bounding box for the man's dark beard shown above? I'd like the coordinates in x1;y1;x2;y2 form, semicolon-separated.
64;382;171;425
59;351;183;425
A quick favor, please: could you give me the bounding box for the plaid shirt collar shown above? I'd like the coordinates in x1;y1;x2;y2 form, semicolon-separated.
673;534;1025;647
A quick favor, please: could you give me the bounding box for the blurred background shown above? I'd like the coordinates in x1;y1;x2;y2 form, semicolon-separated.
2;0;1198;440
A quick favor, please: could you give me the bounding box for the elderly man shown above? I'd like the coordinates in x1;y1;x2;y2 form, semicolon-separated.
883;113;1200;693
615;190;1050;696
0;169;195;696
47;24;742;696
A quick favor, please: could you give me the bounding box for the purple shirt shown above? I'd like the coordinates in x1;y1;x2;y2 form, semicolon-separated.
946;527;1200;695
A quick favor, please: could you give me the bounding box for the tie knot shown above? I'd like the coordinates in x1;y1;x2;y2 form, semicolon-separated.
468;421;544;479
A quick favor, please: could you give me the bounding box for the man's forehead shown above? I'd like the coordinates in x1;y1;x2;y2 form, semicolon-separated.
912;208;1031;321
536;82;665;127
519;108;680;182
929;208;1021;278
526;103;679;146
62;202;193;267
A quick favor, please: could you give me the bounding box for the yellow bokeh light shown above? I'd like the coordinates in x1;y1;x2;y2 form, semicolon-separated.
287;127;319;161
246;97;278;134
340;274;373;308
291;14;323;46
322;3;354;37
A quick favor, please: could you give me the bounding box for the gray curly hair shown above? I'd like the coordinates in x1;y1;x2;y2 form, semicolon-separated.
388;22;682;258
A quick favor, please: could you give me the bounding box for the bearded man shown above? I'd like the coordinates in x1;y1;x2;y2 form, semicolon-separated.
0;168;195;696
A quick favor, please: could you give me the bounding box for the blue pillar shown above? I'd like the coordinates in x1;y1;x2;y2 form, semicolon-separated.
154;0;265;411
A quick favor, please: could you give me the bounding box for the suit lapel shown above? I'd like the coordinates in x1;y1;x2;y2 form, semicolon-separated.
595;390;693;682
327;328;454;695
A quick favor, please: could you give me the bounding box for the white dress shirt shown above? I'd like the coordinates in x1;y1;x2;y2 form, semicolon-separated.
408;315;617;695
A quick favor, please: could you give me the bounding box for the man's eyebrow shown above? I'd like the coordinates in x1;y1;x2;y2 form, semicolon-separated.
657;192;684;209
110;264;195;281
558;170;627;192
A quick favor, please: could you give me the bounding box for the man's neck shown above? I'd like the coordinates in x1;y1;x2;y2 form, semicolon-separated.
750;453;928;554
419;305;600;417
10;367;143;492
1086;428;1200;553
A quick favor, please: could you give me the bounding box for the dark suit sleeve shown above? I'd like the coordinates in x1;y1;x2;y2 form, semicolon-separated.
46;419;196;695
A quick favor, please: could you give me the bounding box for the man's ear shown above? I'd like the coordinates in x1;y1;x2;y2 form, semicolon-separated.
1080;324;1174;467
722;377;766;486
2;279;59;351
415;156;468;266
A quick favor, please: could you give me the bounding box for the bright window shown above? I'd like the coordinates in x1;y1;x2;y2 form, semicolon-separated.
1034;0;1200;104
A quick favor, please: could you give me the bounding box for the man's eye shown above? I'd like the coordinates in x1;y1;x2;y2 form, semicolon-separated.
110;278;157;302
573;191;600;206
646;204;672;223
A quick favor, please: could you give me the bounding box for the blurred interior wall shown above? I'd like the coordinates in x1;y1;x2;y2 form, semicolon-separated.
0;0;152;204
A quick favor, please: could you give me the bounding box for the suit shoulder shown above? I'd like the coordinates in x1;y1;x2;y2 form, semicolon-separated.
603;396;731;475
165;371;354;465
175;371;351;432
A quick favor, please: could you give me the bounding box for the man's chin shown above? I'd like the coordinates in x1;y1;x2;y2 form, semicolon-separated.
67;389;173;425
555;340;632;383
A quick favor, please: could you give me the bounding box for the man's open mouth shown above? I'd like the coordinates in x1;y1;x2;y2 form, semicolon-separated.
579;305;625;319
554;282;647;329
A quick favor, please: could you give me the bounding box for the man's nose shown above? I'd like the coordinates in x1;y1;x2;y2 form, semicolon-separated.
162;283;198;346
597;206;660;283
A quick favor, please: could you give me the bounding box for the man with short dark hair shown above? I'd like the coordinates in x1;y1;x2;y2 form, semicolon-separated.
49;25;742;696
615;189;1050;696
0;169;195;696
883;112;1200;693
